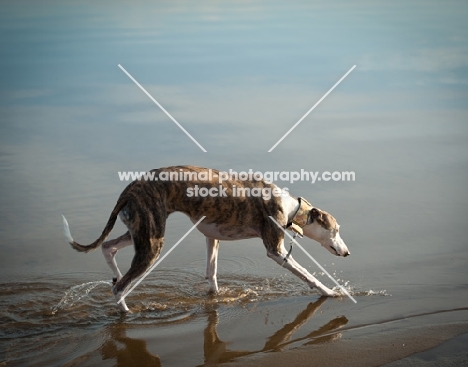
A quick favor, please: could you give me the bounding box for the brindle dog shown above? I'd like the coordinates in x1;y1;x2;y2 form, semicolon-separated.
62;166;350;312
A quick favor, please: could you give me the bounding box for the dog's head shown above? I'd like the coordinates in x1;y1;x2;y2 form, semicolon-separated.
302;208;350;257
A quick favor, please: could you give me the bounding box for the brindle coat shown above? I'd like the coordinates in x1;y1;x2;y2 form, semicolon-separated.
63;165;350;312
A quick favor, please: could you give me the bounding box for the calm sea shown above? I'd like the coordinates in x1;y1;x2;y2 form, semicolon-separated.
1;1;467;366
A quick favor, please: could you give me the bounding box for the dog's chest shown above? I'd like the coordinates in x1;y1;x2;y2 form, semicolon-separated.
193;220;259;241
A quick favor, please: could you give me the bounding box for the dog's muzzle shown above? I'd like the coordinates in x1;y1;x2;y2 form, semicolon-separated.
329;245;350;257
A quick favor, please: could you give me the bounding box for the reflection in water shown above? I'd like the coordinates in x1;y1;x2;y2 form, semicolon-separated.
200;297;347;365
100;325;161;367
264;297;347;350
94;297;347;367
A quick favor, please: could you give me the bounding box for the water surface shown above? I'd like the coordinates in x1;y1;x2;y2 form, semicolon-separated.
1;1;468;366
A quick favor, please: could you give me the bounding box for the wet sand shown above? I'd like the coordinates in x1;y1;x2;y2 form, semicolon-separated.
224;319;468;367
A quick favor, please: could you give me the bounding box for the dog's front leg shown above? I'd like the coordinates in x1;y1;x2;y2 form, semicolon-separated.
267;241;338;297
205;237;220;294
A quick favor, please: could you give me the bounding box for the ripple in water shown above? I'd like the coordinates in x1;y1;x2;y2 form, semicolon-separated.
1;270;390;341
34;270;313;325
48;270;391;323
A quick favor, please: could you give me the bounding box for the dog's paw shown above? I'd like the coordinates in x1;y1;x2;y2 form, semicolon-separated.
321;288;339;297
117;302;130;313
207;288;219;296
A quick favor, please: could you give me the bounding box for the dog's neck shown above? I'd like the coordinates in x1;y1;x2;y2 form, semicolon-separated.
282;194;314;236
282;194;301;223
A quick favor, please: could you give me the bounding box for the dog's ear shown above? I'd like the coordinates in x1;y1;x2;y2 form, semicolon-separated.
309;208;322;223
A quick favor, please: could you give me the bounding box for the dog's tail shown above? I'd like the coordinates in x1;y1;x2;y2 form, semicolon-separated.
62;197;128;253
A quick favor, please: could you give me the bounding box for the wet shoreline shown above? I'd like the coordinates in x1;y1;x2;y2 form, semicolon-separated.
1;275;467;366
226;320;468;367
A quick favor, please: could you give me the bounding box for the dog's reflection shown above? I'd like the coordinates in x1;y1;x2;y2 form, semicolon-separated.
100;325;162;367
201;297;347;365
99;297;347;366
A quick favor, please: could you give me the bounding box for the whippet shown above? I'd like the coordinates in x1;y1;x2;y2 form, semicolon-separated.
62;166;350;312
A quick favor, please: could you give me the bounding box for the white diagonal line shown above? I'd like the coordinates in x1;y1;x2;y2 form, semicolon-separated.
118;216;206;304
118;64;207;153
269;216;357;303
268;65;356;152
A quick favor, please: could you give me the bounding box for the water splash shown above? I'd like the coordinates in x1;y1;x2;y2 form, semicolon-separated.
362;289;391;296
333;285;392;298
51;280;112;315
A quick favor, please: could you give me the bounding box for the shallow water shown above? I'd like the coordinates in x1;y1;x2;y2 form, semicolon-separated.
2;269;466;366
1;0;468;366
1;271;395;366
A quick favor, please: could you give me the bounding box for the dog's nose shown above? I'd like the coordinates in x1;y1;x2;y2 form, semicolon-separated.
344;251;350;257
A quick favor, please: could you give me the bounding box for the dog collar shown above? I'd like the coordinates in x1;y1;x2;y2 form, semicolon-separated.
288;197;313;236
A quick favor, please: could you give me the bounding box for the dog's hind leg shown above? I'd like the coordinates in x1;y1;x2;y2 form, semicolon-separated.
102;231;132;284
205;237;220;294
266;240;338;297
112;204;166;312
112;234;164;312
